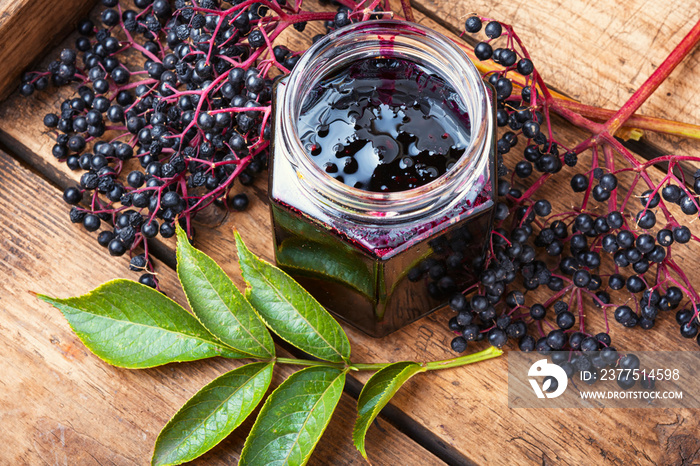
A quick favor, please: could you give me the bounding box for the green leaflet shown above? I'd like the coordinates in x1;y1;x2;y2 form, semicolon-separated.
176;226;275;359
276;237;374;298
152;362;274;466
353;362;426;459
235;232;351;364
37;280;245;368
240;366;346;466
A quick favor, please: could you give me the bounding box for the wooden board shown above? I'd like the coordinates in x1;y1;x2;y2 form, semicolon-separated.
0;0;94;100
2;0;700;464
411;0;700;161
0;150;441;465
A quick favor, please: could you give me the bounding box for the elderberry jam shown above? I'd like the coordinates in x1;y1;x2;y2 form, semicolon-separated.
298;58;471;192
269;21;496;337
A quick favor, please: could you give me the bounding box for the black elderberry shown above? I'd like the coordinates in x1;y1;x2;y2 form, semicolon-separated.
616;230;634;248
160;222;176;238
587;274;602;291
640;305;658;321
681;322;698;339
570;174;589;192
535;337;552;355
599;173;618;191
462;324;480;341
496;315;511;330
484;21;503;39
666;287;683;305
608;273;625;290
516;58;534;75
465;16;482;33
518;335;535;352
82;214;101;232
514;160;532;178
657;229;673;246
676;309;693;325
522;120;540;139
499;49;517;67
546;330;567;350
564;332;582;351
607;211;624;229
573;269;591;288
506;321;526;339
673;226;691;243
619;354;640;370
129;254;148;271
108;238;127;256
636;210;656;230
63;186;82;205
556;311;575;330
488;328;507;348
529;303;546;320
679;193;700;215
495;77;513;100
626;275;646;294
625;247;642;264
139;273;157;288
640;189;660;208
564;151;578;167
592;185;611;202
662;184;681;202
451;337;468;353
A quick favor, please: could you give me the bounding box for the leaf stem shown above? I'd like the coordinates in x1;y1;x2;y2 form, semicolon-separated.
423;347;503;371
274;347;503;372
275;357;345;367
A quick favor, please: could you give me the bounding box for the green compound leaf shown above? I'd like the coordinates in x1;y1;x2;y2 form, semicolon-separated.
353;362;426;459
236;232;351;364
240;366;346;466
176;226;275;359
152;362;274;466
37;280;245;368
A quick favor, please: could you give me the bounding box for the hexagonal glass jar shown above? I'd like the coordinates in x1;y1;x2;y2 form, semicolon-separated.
269;20;496;337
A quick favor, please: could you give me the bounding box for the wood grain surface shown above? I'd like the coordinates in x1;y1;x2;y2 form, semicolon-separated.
1;0;700;464
0;149;441;465
0;0;94;100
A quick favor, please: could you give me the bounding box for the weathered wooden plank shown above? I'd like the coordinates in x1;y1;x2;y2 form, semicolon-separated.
0;0;94;100
0;149;442;465
2;2;700;465
411;0;700;161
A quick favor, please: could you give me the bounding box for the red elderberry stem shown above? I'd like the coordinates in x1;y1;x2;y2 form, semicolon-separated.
603;144;618;212
397;0;414;22
548;100;604;135
606;17;700;134
553;99;700;140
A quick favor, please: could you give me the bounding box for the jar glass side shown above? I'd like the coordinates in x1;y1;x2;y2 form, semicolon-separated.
268;21;497;337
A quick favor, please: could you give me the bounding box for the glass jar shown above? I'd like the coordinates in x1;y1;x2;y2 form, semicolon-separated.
269;20;496;337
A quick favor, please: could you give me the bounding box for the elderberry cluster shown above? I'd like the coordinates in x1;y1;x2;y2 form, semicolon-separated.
463;16;561;179
442;15;700;364
24;0;360;287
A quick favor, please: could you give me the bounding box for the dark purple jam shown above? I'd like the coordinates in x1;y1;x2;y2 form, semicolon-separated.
297;58;471;192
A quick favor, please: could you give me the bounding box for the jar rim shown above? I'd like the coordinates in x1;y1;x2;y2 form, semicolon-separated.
279;20;493;223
